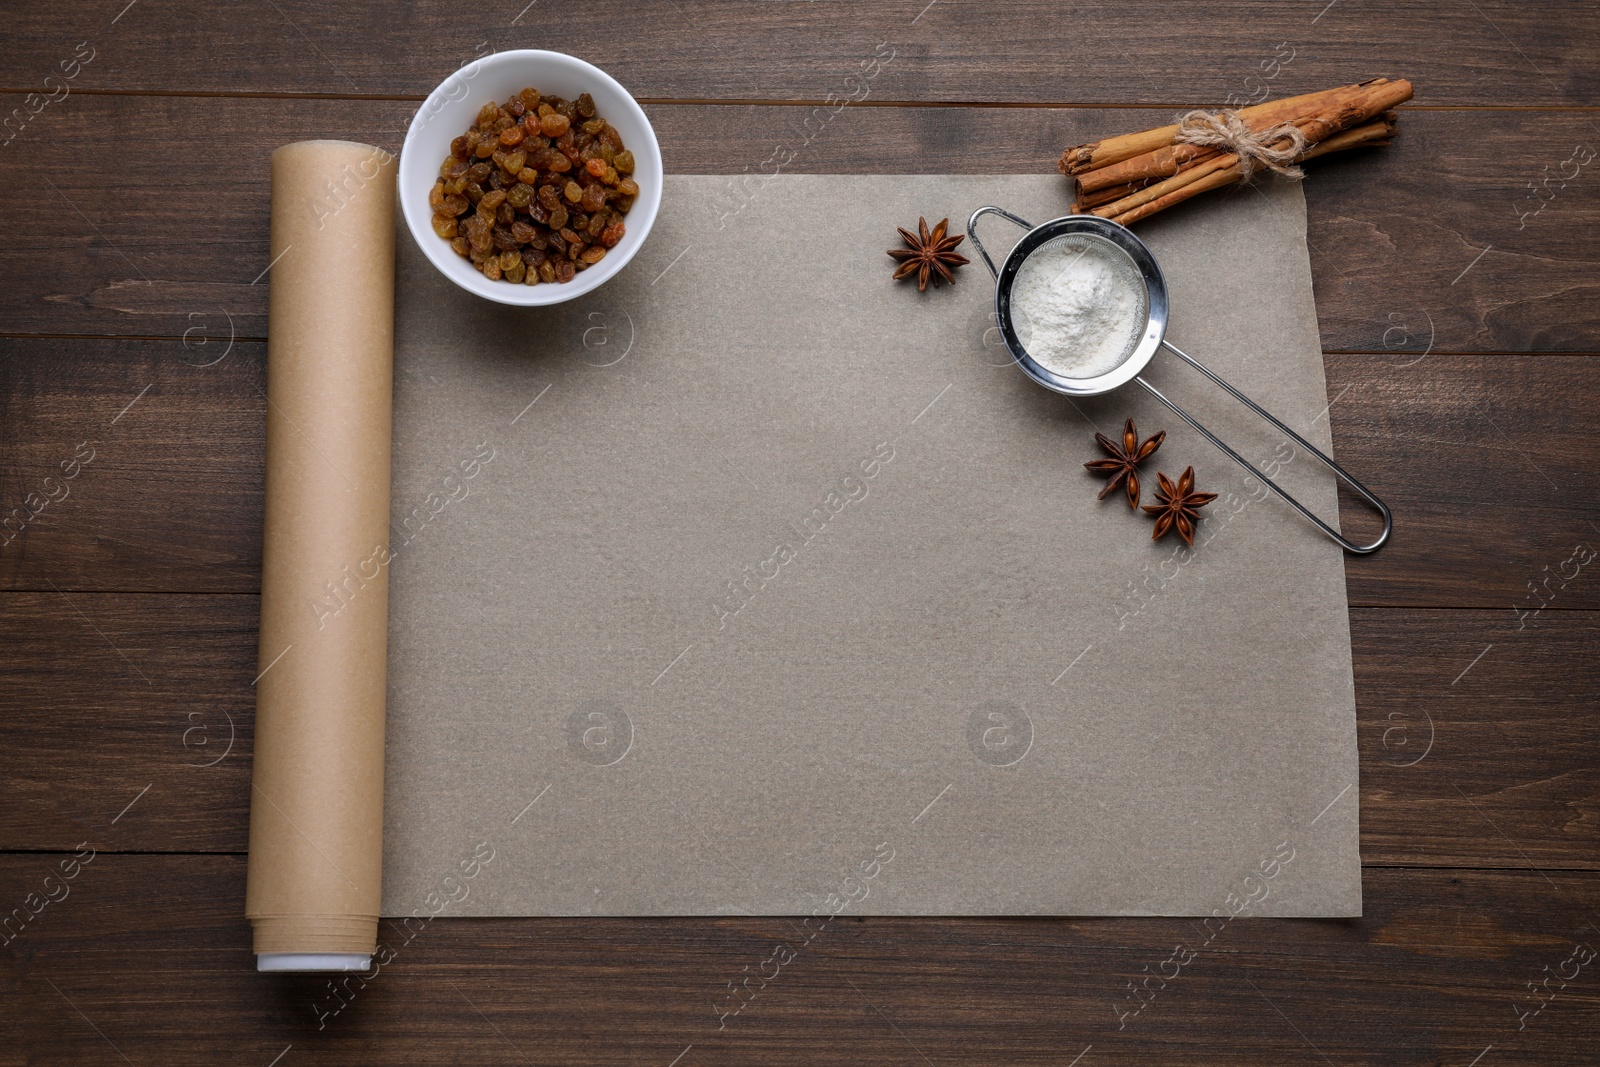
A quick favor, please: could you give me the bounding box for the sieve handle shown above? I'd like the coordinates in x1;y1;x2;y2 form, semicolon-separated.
967;206;1035;279
1135;341;1393;555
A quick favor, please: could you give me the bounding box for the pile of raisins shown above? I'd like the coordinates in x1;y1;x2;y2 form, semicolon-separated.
431;88;639;285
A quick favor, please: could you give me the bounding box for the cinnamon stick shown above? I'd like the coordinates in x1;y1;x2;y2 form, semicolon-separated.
1298;114;1397;160
1058;79;1391;175
1107;163;1242;227
1074;78;1409;197
1072;79;1412;226
1073;180;1147;212
1077;143;1223;195
1090;153;1238;219
1294;79;1411;145
1091;111;1402;224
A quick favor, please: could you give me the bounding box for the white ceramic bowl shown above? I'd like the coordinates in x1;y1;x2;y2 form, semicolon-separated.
400;49;662;306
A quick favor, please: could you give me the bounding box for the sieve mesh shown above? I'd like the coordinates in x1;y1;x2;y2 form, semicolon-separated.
1006;232;1150;380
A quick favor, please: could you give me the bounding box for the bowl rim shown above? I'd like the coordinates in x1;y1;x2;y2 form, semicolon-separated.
399;48;663;307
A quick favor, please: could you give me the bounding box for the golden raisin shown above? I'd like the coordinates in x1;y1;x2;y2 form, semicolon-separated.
436;85;639;284
464;215;492;253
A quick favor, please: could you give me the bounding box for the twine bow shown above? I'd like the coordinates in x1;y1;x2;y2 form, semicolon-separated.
1174;109;1309;180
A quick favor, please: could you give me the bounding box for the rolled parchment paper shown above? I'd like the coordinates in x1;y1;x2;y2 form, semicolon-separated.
246;140;396;972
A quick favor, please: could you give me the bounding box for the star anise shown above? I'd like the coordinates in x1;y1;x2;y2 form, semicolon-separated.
1084;417;1165;508
887;216;969;291
1141;466;1218;546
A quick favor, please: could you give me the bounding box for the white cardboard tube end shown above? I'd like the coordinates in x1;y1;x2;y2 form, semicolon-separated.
257;952;372;973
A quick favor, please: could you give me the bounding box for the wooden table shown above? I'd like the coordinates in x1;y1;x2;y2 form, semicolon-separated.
3;3;1598;1063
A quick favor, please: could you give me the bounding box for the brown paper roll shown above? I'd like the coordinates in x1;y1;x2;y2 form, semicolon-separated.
246;140;396;971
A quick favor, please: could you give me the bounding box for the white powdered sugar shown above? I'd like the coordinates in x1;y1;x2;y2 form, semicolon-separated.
1010;236;1146;379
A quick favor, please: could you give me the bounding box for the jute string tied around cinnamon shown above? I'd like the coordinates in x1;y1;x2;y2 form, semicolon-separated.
1174;109;1310;180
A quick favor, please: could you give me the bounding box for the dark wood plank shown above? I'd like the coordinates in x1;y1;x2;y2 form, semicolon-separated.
0;339;264;593
3;594;1595;871
7;338;1598;609
1356;608;1600;869
1328;352;1600;609
0;593;255;854
1;0;1594;105
2;97;1596;353
2;856;1598;1064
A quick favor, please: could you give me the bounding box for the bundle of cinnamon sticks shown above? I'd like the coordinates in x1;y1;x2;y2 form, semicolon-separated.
1061;77;1413;226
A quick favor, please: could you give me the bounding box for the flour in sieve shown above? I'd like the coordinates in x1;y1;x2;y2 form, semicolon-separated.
1010;236;1146;379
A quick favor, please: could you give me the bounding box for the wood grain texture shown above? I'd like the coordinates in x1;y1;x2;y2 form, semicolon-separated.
1355;609;1600;869
3;856;1599;1065
0;97;1597;352
2;0;1598;1060
3;593;1596;871
0;0;1594;105
0;592;255;854
5;340;1597;610
0;338;264;592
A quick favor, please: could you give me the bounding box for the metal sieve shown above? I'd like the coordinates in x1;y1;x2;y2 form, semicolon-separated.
969;206;1391;554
